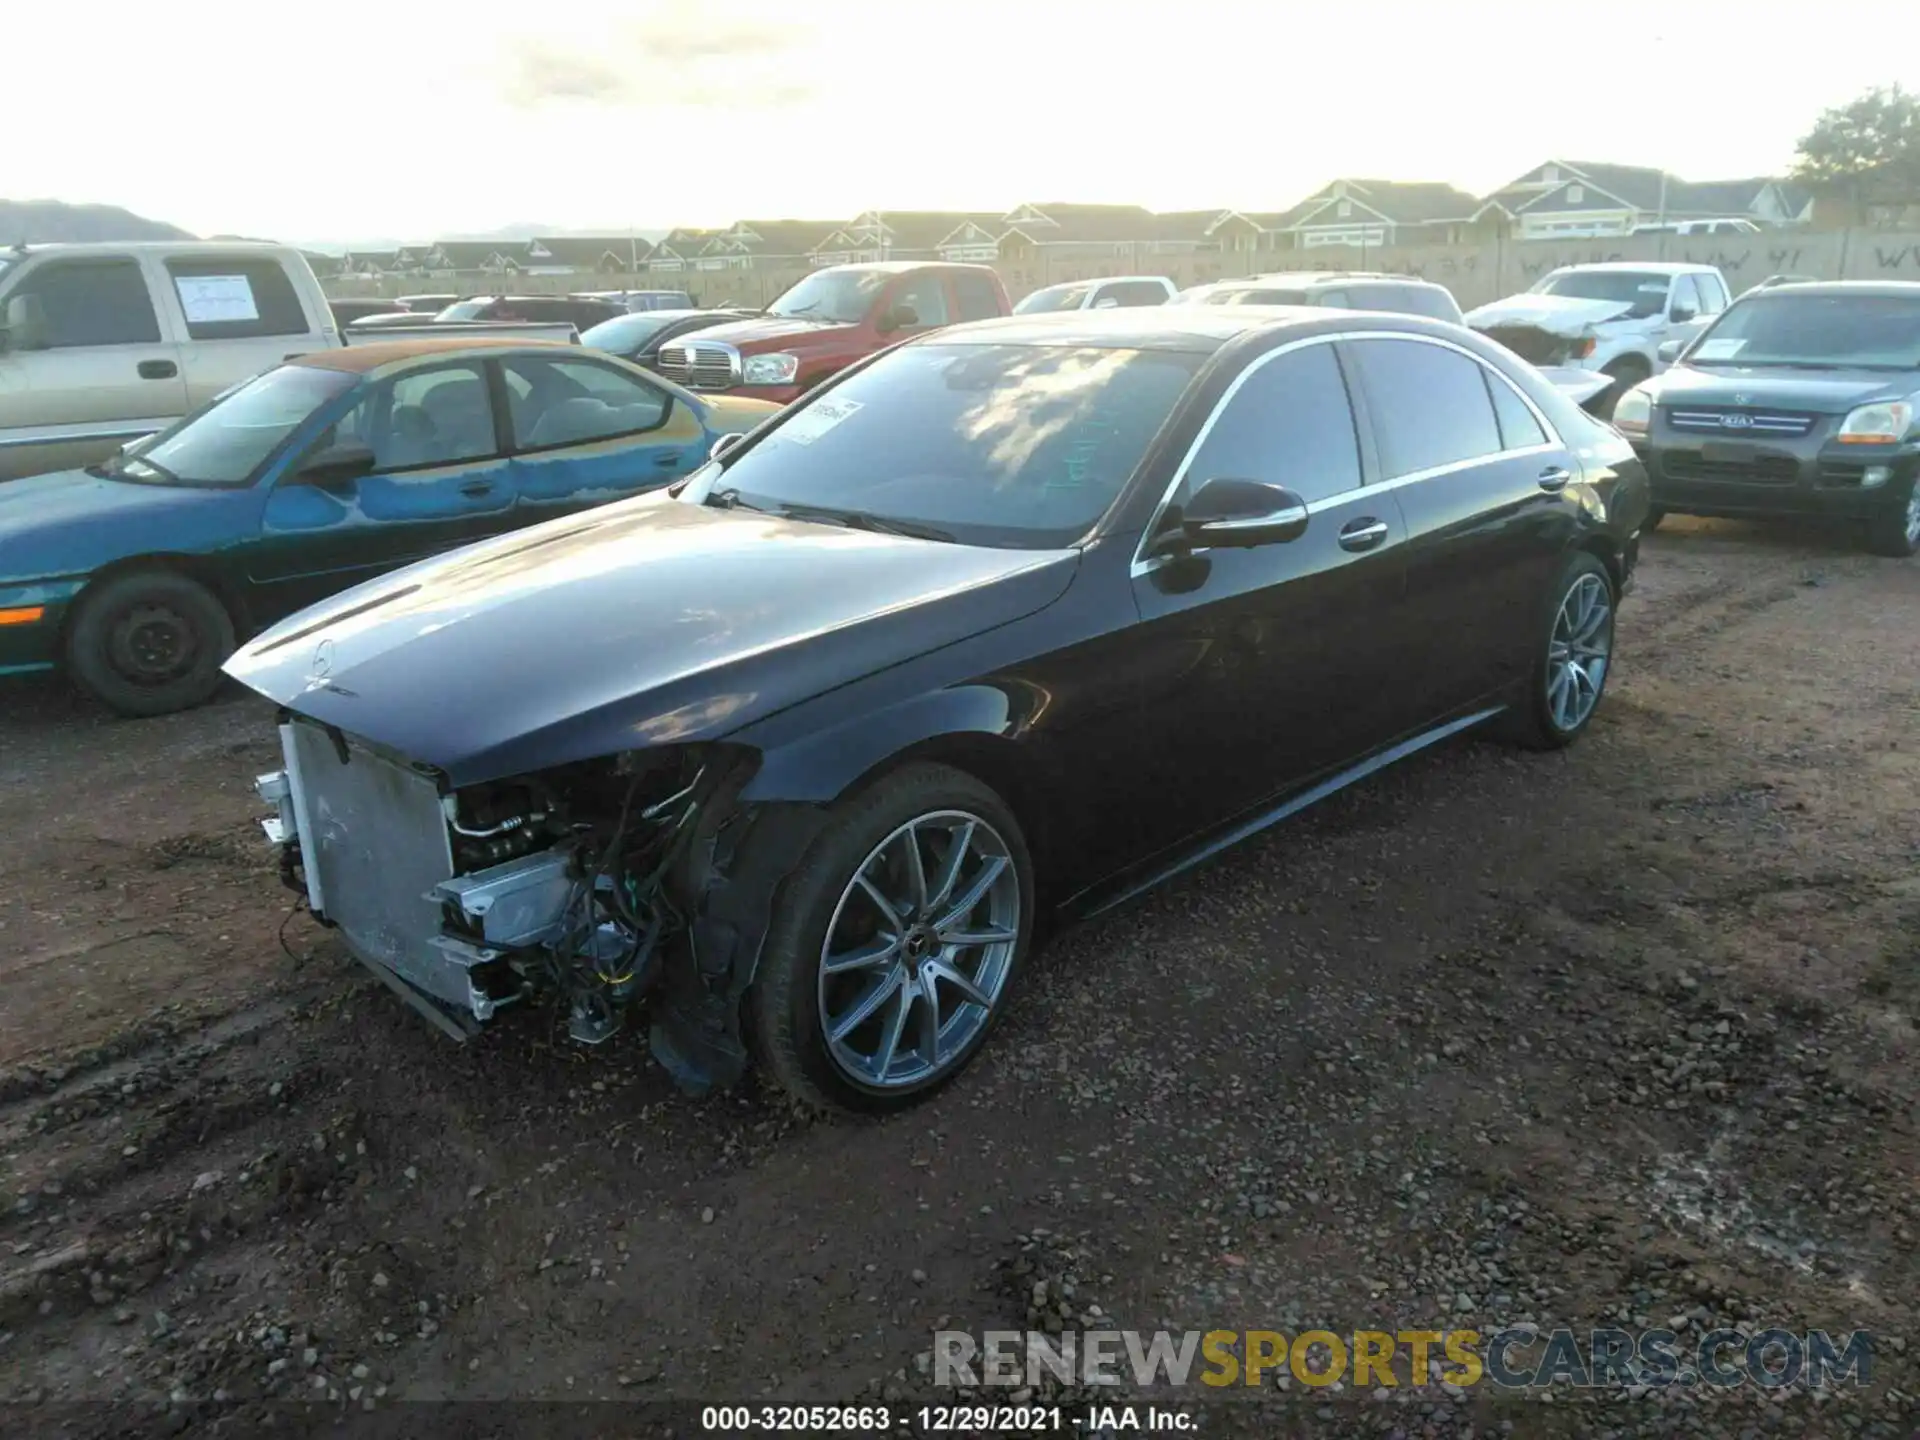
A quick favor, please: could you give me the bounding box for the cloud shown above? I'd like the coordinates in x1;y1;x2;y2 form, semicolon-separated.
499;5;816;110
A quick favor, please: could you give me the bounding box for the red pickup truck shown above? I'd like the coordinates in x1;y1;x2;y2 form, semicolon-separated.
652;261;1010;404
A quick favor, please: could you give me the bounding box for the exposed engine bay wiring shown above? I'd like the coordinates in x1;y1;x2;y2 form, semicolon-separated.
535;762;709;1040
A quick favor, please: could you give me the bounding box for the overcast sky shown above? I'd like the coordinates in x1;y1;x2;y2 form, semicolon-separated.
6;0;1907;245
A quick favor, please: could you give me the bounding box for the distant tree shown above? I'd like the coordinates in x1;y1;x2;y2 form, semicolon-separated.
1793;84;1920;224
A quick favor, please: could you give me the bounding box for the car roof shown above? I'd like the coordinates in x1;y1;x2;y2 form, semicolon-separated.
8;239;295;257
819;260;994;274
1738;280;1920;299
1546;261;1717;276
591;308;737;324
933;304;1441;352
1243;271;1449;290
456;295;612;304
292;337;577;374
1032;275;1170;290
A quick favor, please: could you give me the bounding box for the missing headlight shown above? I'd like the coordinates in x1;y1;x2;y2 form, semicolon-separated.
432;748;715;1043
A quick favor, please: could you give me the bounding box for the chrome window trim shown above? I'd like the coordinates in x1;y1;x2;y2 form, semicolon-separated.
1130;328;1568;576
0;416;181;450
1200;505;1309;533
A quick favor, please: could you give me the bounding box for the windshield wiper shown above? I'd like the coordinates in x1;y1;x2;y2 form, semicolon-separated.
121;454;184;484
767;502;957;544
704;486;772;513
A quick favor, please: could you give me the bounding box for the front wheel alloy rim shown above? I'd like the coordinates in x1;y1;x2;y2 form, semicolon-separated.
817;810;1021;1090
1904;488;1920;546
1546;572;1612;732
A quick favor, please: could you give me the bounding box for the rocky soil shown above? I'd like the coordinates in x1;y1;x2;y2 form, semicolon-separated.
1;516;1915;1438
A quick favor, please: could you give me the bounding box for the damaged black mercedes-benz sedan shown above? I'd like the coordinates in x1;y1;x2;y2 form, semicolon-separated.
227;306;1649;1111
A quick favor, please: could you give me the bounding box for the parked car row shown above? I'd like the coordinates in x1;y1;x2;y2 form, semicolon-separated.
5;228;1912;1113
0;241;587;484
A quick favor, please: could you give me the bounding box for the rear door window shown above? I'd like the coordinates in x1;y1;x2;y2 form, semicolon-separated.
1185;341;1362;505
951;271;1004;320
1670;275;1703;319
1484;370;1548;450
501;355;670;450
165;257;312;340
1102;281;1172;307
335;362;499;471
1350;282;1462;323
10;258;161;346
1346;338;1502;479
890;273;951;326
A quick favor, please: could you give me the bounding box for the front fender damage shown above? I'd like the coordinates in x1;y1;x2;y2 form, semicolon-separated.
650;763;830;1096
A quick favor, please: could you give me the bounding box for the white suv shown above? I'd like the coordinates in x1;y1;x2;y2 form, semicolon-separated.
1466;262;1730;417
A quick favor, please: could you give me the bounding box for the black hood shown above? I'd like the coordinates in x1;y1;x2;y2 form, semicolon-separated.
223;493;1078;785
1656;362;1918;415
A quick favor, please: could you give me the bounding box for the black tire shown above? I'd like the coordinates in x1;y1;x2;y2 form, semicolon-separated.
1499;551;1617;752
1591;356;1651;421
1864;478;1919;558
65;570;236;718
746;763;1035;1113
1641;506;1666;533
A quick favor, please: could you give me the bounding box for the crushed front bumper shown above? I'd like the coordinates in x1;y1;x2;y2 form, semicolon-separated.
253;717;829;1093
258;719;573;1038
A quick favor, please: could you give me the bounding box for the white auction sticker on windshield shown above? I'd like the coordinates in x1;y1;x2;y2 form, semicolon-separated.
1693;337;1747;360
781;397;863;446
174;275;259;324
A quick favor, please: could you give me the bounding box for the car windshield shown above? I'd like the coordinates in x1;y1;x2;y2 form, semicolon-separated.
109;365;355;488
581;313;679;353
1208;287;1311;306
1532;270;1672;315
683;342;1205;549
1687;293;1920;370
436;300;491;320
1014;284;1091;314
765;269;889;323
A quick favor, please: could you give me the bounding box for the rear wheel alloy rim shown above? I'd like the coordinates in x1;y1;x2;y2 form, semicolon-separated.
817;810;1020;1090
1546;573;1612;732
107;604;198;686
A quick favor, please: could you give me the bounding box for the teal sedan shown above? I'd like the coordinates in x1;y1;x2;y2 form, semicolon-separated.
0;337;777;715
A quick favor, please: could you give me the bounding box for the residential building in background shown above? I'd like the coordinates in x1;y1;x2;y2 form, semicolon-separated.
1475;160;1814;239
304;162;1822;286
1261;178;1489;248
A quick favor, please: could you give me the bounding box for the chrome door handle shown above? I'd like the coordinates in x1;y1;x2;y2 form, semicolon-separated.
1538;466;1573;492
1337;518;1389;552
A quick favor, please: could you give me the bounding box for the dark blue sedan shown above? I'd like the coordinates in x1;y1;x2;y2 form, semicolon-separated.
0;337;777;715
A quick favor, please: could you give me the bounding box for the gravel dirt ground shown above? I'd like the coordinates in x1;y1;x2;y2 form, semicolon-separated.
1;517;1915;1439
